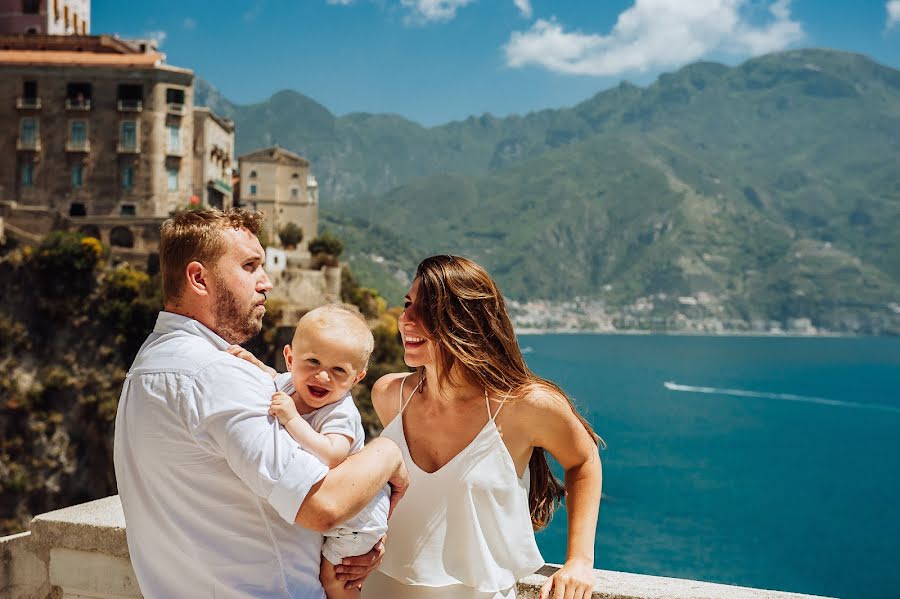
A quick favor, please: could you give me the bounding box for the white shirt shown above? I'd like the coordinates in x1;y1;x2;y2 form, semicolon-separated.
114;312;329;599
275;372;365;454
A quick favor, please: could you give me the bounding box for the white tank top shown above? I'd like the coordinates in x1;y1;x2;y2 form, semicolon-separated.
377;376;544;592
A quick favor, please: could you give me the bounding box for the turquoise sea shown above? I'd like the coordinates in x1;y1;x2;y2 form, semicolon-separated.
521;334;900;599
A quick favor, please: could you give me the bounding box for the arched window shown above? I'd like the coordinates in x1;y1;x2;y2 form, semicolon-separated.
249;170;257;178
110;226;135;248
69;203;86;216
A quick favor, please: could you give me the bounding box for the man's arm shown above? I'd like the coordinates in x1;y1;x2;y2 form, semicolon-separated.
295;436;407;532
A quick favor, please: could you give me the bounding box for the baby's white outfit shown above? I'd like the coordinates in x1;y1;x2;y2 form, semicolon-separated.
276;373;390;564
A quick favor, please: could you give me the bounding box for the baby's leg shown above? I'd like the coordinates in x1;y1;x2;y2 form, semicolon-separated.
321;557;360;599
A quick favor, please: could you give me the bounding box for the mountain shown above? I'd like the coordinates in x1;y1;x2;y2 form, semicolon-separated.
196;49;900;334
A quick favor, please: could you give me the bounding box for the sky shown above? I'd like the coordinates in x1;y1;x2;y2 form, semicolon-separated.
93;0;900;127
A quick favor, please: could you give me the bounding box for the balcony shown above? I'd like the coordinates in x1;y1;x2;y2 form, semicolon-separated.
117;140;140;154
16;136;41;151
65;98;92;111
117;99;143;112
66;139;91;152
16;96;42;109
166;102;186;116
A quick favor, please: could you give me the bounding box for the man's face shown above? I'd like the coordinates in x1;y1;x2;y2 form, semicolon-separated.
208;227;272;345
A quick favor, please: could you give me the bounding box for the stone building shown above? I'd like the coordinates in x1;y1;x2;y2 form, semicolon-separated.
191;107;235;210
0;0;90;36
0;33;230;259
238;145;318;252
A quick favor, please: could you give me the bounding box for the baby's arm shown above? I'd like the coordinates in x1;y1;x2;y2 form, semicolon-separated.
226;345;277;379
270;392;353;468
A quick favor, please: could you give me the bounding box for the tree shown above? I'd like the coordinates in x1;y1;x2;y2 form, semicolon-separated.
278;222;303;249
308;232;343;257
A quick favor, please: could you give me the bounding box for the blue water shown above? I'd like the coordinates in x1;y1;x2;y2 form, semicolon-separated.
521;334;900;599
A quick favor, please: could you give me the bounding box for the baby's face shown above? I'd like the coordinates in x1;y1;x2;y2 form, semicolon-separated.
285;325;366;411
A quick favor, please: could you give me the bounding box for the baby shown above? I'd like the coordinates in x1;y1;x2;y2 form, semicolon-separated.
232;304;388;599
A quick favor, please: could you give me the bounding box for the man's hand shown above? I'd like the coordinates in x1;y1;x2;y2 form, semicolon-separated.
226;345;277;378
334;538;386;590
269;391;300;426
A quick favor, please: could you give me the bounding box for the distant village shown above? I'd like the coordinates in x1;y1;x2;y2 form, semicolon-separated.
0;0;340;324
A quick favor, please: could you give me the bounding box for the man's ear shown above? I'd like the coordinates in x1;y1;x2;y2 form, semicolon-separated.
185;261;210;297
283;344;293;370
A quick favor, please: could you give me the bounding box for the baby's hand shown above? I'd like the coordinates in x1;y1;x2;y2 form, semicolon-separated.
226;345;277;378
270;391;300;426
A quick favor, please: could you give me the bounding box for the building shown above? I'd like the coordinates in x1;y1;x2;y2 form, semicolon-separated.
191;107;235;210
0;0;90;35
0;33;230;258
238;145;318;252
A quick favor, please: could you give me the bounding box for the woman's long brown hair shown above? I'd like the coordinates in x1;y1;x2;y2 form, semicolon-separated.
412;255;604;530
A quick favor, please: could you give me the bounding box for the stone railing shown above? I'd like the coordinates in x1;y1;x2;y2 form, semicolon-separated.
1;496;832;599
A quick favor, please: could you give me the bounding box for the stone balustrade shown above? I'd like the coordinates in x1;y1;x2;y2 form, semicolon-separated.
1;496;832;599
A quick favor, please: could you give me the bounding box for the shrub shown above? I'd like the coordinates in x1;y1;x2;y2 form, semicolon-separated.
308;232;343;257
278;222;303;249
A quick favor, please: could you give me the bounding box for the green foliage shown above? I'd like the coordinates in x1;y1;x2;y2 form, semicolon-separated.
28;232;106;313
308;232;344;257
278;222;304;248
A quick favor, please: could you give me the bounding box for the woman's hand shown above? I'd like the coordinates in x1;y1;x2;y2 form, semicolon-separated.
334;537;386;590
539;557;595;599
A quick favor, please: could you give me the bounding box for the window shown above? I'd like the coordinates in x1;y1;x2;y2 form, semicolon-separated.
71;164;84;187
120;204;136;217
122;165;134;189
66;83;92;109
291;187;299;199
120;120;137;150
23;0;39;14
249;184;257;196
168;168;178;191
69;203;86;217
21;163;33;187
166;88;185;105
69;120;87;149
23;80;37;100
117;84;143;110
249;170;257;178
20;118;37;146
167;125;181;153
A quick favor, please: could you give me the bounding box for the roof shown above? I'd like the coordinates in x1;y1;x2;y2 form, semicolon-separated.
238;146;310;167
0;49;165;68
193;107;235;133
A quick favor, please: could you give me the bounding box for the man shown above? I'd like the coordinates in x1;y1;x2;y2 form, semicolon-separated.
114;209;408;598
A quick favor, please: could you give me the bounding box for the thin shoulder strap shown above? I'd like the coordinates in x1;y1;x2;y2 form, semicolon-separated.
487;387;512;421
399;374;423;414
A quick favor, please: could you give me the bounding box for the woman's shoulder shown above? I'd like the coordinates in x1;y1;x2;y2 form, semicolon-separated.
505;381;572;423
371;372;415;426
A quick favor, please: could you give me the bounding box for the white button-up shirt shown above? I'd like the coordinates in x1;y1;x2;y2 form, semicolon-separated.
114;312;329;599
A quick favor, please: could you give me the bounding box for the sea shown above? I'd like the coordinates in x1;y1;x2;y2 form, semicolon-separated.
520;334;900;599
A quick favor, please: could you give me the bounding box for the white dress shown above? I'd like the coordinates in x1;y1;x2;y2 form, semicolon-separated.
362;376;544;598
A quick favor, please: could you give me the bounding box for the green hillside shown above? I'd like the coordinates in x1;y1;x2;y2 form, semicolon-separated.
197;49;900;334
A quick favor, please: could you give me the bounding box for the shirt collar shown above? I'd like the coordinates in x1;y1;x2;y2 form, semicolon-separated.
153;311;232;351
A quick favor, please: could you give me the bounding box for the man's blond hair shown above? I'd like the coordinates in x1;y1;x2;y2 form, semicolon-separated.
159;208;264;303
294;305;375;370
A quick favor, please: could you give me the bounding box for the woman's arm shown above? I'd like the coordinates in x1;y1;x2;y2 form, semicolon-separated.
524;390;602;599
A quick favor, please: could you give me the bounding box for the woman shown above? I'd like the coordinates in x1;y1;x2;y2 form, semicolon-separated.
359;255;603;599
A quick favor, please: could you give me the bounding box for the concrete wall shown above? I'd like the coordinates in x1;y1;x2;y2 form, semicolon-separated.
0;496;833;599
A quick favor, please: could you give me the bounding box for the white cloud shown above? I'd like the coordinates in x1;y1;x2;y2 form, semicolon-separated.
327;0;355;5
401;0;475;23
144;30;167;47
888;1;900;29
504;0;805;76
182;17;196;30
513;0;532;19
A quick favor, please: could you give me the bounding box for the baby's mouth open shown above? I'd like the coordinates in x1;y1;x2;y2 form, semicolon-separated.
307;385;329;399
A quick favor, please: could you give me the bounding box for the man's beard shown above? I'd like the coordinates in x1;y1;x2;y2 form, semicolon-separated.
212;278;264;345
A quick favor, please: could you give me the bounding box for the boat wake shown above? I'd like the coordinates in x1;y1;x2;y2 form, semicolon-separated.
663;381;900;414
